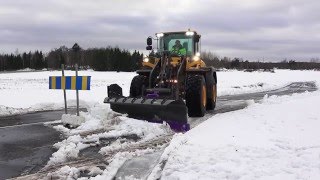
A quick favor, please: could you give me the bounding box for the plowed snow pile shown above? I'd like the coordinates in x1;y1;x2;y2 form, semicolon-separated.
156;91;320;180
44;104;172;179
48;104;172;164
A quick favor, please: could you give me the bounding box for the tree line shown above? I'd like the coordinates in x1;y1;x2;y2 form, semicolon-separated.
201;51;320;70
0;51;47;71
1;45;320;71
0;44;143;72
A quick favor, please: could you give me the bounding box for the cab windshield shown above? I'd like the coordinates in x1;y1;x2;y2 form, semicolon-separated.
159;33;194;56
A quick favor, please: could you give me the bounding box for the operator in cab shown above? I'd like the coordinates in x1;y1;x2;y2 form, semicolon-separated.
171;40;186;56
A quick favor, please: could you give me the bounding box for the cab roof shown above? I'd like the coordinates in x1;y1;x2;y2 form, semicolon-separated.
155;30;199;36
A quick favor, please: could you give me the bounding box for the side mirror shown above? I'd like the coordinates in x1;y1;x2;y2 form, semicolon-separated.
195;35;201;42
146;45;152;50
147;37;152;46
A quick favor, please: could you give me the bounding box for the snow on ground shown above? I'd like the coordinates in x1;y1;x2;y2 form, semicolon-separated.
0;69;320;116
38;101;173;179
16;68;37;72
218;69;320;96
1;69;320;179
153;91;320;180
46;103;172;171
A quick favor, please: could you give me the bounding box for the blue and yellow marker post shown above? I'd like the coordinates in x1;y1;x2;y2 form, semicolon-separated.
49;76;91;90
49;64;91;116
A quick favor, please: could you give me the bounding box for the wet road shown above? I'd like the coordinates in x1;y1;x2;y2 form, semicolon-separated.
0;82;317;179
0;125;61;179
0;109;81;179
0;110;68;128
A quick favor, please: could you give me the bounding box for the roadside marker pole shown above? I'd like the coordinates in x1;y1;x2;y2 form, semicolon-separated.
49;67;90;117
62;64;68;114
75;64;80;116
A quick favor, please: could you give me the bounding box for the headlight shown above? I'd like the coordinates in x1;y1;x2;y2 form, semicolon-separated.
193;56;200;61
193;52;200;61
186;31;195;36
156;33;164;38
143;57;149;62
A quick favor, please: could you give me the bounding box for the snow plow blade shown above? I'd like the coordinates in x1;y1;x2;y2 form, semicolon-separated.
104;97;189;132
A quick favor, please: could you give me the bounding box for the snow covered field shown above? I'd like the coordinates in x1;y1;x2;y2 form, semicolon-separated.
0;70;135;116
1;69;320;116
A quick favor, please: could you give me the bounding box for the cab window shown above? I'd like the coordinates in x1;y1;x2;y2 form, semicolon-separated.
160;34;193;56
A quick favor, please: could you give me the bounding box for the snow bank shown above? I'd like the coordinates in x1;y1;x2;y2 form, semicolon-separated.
48;135;90;166
62;114;85;128
16;68;36;72
47;166;80;180
159;91;320;179
47;104;172;167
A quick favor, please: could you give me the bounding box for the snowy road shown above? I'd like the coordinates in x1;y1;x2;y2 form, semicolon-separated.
1;81;316;179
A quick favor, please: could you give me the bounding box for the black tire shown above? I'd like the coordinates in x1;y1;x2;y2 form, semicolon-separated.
206;83;217;110
129;75;148;97
186;75;207;117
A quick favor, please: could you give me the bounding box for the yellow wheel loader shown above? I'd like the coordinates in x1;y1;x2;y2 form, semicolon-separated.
104;30;217;131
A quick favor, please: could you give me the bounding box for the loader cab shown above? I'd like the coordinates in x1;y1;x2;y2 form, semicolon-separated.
155;31;201;58
143;30;204;69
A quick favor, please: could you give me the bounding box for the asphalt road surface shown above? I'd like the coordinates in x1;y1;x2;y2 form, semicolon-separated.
0;81;317;179
0;109;82;179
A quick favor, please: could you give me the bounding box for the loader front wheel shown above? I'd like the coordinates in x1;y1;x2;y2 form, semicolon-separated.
130;75;148;97
207;84;217;110
186;75;206;117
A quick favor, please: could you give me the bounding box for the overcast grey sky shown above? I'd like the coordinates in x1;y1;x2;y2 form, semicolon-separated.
0;0;319;61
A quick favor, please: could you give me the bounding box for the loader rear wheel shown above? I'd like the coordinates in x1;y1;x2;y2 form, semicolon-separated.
130;75;148;97
186;75;206;117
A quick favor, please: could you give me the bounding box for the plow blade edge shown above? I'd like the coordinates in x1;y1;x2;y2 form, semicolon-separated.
104;97;189;131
